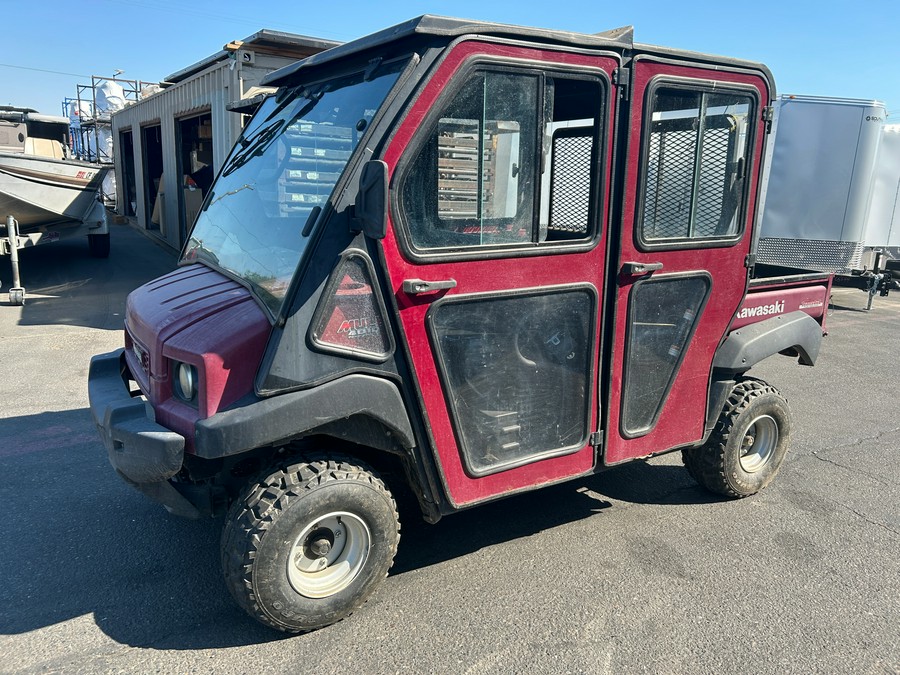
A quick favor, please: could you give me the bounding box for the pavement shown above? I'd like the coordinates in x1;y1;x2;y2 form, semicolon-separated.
0;225;897;674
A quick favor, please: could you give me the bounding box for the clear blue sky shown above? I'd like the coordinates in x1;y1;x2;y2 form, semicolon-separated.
2;0;898;118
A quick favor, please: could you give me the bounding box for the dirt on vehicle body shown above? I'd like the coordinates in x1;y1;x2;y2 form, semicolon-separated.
90;16;831;633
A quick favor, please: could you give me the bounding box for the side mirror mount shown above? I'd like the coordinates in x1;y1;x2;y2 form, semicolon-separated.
356;160;388;239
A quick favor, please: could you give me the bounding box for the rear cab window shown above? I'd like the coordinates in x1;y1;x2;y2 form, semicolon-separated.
639;84;756;247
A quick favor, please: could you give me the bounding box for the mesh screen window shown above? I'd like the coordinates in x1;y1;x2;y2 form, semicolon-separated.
640;88;753;243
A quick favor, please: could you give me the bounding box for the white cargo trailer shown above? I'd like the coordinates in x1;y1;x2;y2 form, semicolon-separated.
865;124;900;252
755;95;898;306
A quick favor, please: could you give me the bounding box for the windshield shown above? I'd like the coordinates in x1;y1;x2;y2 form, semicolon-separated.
182;60;405;315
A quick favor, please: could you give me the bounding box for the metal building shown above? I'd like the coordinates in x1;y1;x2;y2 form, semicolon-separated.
111;30;339;251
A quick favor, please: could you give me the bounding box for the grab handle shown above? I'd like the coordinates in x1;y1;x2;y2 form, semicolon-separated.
402;278;458;294
621;261;663;276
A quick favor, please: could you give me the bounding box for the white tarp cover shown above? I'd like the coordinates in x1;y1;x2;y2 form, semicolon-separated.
68;100;92;126
95;80;126;115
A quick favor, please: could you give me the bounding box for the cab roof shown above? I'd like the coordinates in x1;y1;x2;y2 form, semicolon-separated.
263;14;773;90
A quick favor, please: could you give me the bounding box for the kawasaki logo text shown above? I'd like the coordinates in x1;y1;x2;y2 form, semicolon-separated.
737;301;785;319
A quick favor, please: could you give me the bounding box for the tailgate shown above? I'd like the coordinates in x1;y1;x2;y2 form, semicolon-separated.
735;272;833;331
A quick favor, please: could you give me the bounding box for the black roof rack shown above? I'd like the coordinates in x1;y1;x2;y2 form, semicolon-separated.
263;15;635;86
262;14;772;89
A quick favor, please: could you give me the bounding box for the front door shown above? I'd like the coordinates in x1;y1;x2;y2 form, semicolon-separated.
380;41;619;506
604;57;771;464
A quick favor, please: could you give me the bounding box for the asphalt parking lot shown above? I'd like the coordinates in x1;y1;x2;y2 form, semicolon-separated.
1;224;898;674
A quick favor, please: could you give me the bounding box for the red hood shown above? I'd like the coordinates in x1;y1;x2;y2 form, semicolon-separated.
124;264;270;436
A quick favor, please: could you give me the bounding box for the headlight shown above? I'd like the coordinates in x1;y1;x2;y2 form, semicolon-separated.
173;361;198;402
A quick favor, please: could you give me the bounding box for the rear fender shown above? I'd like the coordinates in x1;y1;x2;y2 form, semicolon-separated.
712;311;823;376
704;311;822;436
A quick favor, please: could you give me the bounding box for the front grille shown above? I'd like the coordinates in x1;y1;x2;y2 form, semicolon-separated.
123;327;152;396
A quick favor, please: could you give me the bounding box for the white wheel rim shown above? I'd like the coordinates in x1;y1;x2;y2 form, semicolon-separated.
740;414;779;473
287;511;371;599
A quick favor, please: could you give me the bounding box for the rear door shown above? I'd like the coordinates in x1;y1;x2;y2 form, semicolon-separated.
604;56;771;464
380;41;619;507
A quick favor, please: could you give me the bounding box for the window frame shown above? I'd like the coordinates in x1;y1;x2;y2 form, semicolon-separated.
620;271;712;438
392;56;610;263
634;76;760;252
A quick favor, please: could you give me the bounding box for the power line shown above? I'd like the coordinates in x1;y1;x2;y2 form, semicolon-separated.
0;63;90;79
100;0;353;40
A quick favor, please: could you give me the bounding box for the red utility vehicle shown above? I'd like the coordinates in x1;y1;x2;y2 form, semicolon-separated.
89;16;831;633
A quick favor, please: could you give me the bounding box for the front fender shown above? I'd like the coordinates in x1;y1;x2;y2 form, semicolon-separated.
713;311;823;376
194;374;415;459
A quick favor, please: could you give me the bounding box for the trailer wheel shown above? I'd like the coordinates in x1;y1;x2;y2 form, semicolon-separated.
682;378;792;498
88;233;110;258
221;455;400;633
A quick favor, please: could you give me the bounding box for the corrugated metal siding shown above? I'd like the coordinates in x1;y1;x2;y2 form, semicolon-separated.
112;58;291;250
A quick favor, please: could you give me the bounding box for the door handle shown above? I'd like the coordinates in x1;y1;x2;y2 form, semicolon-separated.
402;278;458;294
621;261;664;276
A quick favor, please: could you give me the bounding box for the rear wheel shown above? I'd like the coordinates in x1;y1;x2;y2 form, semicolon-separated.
88;233;110;258
221;455;400;633
682;378;792;498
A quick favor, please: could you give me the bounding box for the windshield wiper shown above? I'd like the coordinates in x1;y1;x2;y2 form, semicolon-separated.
222;91;324;178
222;119;285;177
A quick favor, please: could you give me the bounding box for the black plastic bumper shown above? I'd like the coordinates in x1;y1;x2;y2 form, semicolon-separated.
88;349;199;518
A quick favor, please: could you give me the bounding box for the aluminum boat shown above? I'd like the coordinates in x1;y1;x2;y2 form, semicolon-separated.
0;106;108;229
1;106;111;305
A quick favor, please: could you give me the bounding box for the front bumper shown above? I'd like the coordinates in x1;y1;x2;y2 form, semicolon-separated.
88;349;199;518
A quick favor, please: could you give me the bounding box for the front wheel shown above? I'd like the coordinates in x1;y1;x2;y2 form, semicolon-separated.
682;378;792;498
221;455;400;633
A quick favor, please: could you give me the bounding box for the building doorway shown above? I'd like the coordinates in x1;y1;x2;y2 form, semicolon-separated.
175;113;214;246
141;124;164;232
119;129;137;217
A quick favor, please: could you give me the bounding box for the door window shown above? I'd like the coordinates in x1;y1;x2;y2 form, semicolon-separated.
429;288;595;476
400;69;603;252
639;87;754;244
621;275;710;436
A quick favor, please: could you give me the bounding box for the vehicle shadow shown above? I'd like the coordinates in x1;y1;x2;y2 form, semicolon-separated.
828;299;873;314
391;458;724;575
0;406;720;650
0;407;286;649
0;223;175;330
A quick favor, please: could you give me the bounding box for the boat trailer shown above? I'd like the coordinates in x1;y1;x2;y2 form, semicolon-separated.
2;198;109;306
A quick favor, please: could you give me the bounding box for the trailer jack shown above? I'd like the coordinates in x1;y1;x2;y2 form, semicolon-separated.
839;261;896;310
832;272;891;311
3;216;25;306
866;271;893;311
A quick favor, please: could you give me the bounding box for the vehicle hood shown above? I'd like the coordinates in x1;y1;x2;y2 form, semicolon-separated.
125;264;270;415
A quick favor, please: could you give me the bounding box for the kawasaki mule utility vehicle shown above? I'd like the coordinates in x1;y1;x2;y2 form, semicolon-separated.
89;16;831;632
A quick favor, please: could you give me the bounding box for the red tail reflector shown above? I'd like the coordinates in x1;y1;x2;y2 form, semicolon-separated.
310;253;392;359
